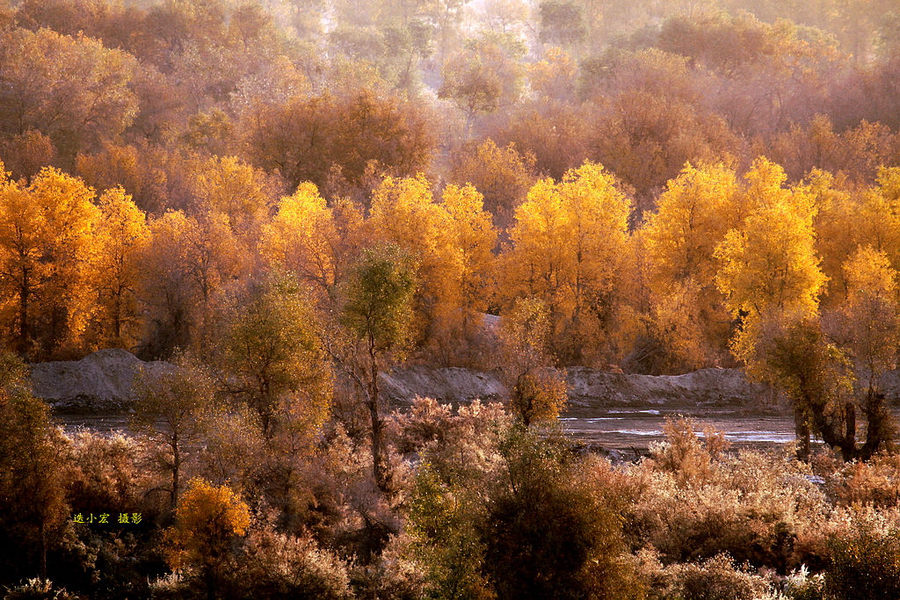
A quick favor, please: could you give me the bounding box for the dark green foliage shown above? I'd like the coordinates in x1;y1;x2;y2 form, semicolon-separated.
339;243;418;492
482;427;637;600
0;353;68;582
825;522;900;600
341;244;418;354
408;420;643;600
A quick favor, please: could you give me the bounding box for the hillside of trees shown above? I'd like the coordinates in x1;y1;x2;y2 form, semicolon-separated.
1;0;900;598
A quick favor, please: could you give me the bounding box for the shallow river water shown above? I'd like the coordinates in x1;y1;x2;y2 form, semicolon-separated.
55;407;900;453
561;408;798;450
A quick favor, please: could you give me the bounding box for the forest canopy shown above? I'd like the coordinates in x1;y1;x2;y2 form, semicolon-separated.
1;0;900;598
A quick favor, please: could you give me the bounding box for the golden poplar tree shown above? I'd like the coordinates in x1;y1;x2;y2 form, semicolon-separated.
187;155;277;240
503;176;569;312
714;158;826;323
808;169;859;304
165;478;251;598
94;186;150;347
857;167;900;271
838;246;900;394
367;175;461;351
139;209;247;357
0;165;100;357
642;162;741;365
715;158;831;460
259;182;341;297
502;162;630;362
437;183;497;360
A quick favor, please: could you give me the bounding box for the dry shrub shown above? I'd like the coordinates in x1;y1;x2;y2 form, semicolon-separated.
388;396;455;454
2;577;78;600
631;476;801;568
64;431;157;515
781;566;826;600
228;526;354;600
666;554;770;600
633;424;830;571
146;572;192;600
582;453;643;513
351;532;427;600
824;506;900;600
646;417;729;486
388;396;511;480
826;452;900;508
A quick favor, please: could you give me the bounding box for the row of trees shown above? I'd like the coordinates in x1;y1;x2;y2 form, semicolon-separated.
2;154;898;459
0;2;897;212
5;358;900;598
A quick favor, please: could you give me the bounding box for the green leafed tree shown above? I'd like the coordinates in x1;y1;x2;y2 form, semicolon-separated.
336;243;417;493
0;352;68;580
132;352;214;509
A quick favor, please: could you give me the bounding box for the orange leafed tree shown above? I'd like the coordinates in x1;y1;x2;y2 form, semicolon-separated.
502;162;631;363
641;161;742;366
165;478;251;597
0;165;100;358
259;182;345;298
94;187;150;348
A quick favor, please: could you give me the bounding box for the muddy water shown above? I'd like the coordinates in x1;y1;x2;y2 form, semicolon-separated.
55;407;900;452
561;407;900;451
560;408;798;451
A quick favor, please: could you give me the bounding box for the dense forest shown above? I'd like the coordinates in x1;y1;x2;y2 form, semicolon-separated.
1;0;900;598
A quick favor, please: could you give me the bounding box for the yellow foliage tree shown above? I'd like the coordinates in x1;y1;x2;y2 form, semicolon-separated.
642;162;742;366
94;186;150;348
714;158;826;322
367;175;461;352
503;162;631;363
644;162;740;292
165;478;251;596
856;167;900;271
811;167;900;306
0;165;100;357
187;155;278;240
449;138;537;230
561;163;630;322
838;246;900;394
715;158;835;460
436;183;497;362
808;169;860;304
259;182;342;298
831;245;900;458
139;209;247;357
504;177;569;308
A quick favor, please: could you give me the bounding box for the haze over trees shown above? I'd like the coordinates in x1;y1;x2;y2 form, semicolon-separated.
1;0;899;598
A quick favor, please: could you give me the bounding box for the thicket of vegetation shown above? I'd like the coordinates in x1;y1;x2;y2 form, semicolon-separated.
1;0;899;597
4;365;900;598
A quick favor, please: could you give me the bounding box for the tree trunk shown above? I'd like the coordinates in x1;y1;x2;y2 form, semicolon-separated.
860;390;892;460
368;337;389;493
794;404;811;462
40;521;47;580
171;431;180;510
113;290;121;340
810;399;857;461
18;268;29;355
844;401;856;450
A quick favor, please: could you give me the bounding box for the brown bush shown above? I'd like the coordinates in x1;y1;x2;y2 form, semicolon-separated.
826;453;900;508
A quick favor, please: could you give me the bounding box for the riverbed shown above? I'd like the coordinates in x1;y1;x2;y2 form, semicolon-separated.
57;406;900;453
